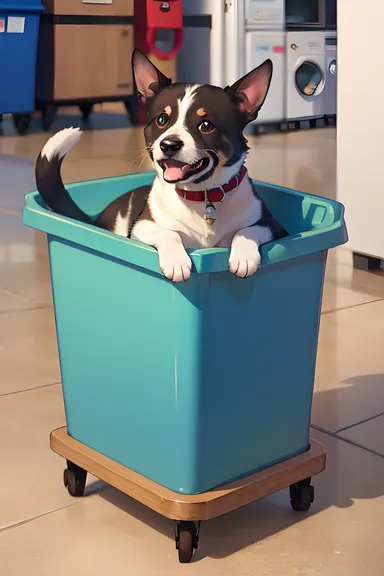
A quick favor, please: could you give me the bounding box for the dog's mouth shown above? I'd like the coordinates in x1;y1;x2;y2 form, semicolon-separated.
159;157;210;183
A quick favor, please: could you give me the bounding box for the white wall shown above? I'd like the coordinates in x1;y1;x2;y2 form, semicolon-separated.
337;0;384;258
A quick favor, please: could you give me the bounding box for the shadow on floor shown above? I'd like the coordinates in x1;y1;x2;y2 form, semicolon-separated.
0;111;134;136
91;373;384;562
312;373;384;435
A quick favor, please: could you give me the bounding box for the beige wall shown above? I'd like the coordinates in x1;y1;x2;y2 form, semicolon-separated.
337;0;384;257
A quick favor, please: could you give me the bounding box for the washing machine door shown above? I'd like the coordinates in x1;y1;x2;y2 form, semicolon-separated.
294;60;324;96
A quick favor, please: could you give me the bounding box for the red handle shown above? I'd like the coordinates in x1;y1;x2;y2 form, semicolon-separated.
146;28;183;60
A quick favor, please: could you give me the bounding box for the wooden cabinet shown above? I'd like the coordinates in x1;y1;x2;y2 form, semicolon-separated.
36;5;134;103
42;0;134;16
47;24;133;100
35;0;181;128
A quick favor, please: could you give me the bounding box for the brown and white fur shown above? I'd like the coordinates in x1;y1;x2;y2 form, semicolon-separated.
35;50;287;282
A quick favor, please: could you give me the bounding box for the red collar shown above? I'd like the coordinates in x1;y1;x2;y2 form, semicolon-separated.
175;165;248;202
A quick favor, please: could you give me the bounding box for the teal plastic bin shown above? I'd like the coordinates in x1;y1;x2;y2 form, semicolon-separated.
23;172;347;495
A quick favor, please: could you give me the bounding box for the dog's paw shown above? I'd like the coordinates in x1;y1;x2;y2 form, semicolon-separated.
228;239;261;278
158;246;192;283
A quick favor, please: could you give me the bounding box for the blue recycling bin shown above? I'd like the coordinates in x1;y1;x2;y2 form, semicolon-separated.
0;1;44;116
23;172;347;495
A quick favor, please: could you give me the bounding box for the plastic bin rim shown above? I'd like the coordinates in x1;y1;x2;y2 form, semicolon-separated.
23;173;348;275
0;3;44;13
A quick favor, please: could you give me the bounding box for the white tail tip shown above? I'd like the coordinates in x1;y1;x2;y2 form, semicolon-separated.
41;127;82;163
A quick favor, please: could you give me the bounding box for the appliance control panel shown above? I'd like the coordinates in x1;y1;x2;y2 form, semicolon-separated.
246;0;285;27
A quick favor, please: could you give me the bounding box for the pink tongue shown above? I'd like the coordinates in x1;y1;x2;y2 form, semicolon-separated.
163;163;191;182
164;166;185;181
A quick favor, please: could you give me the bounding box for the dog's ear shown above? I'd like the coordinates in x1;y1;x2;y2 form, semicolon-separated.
225;59;273;122
132;49;172;104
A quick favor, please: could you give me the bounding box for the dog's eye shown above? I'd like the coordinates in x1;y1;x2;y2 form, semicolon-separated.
156;113;170;129
198;120;216;134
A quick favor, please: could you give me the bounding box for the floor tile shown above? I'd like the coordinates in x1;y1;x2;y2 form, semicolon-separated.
0;307;60;395
339;414;384;456
0;291;35;313
247;129;336;199
313;300;384;432
0;385;102;530
0;155;36;212
1;430;383;575
326;248;384;301
321;280;381;313
0;212;53;305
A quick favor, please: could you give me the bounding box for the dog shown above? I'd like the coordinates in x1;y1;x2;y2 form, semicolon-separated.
35;49;287;282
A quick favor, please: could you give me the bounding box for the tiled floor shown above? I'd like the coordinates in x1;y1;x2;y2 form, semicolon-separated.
1;122;384;575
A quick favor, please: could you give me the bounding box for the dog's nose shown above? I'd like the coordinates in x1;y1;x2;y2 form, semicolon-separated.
160;137;184;156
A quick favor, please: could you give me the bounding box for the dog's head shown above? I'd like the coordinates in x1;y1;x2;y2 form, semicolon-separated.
132;50;273;189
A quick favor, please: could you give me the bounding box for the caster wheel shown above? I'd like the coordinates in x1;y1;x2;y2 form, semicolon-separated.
63;460;87;497
175;521;199;564
79;103;93;121
41;105;56;132
124;95;139;126
290;478;314;512
12;114;31;135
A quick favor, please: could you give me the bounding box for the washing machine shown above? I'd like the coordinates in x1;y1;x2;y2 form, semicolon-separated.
323;32;337;116
286;31;325;121
245;31;285;124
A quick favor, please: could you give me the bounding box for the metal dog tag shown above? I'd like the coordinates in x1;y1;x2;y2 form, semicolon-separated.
204;202;217;225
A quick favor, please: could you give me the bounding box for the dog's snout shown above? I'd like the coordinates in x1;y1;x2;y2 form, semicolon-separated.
160;137;184;157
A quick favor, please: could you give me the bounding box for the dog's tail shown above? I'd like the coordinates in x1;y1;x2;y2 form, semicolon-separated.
35;127;92;224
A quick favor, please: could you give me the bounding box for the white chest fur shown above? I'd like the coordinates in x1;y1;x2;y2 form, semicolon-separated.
148;175;262;249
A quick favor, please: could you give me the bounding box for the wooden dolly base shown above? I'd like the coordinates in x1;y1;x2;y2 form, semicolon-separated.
51;427;326;563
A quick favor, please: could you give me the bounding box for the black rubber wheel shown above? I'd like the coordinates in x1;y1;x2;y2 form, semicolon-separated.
175;521;199;564
12;114;31;135
63;461;87;497
290;478;314;512
79;103;93;121
41;105;56;132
